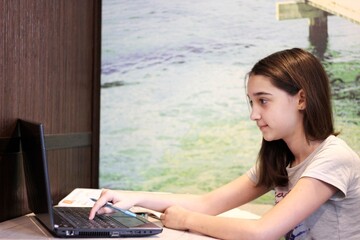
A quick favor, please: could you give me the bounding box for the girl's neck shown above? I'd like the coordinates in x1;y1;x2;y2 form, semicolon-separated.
287;137;323;168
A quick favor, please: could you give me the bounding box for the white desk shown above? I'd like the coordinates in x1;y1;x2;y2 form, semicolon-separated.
0;208;259;239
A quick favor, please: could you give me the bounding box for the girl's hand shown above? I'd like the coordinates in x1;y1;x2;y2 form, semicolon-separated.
88;189;137;219
161;205;190;231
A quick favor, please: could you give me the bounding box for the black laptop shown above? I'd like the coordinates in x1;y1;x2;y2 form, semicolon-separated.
19;119;163;238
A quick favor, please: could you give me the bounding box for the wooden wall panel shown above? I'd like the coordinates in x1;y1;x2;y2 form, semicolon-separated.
1;0;95;133
0;0;101;222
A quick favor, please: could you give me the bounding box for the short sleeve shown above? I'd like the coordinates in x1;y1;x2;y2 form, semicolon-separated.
301;144;355;200
246;165;259;184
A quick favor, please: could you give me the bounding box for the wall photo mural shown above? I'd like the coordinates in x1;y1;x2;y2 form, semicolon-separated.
99;0;360;203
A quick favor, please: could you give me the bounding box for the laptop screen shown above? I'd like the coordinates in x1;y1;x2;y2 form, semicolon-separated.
19;119;55;230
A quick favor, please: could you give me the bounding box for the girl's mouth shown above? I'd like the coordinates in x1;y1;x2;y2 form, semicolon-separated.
259;124;268;131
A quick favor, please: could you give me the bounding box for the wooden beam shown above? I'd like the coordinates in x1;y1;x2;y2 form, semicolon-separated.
276;1;326;21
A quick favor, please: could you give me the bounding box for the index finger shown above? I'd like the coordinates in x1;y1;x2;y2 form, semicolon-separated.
88;191;112;219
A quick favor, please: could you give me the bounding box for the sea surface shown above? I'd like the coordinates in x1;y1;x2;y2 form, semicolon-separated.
100;0;360;192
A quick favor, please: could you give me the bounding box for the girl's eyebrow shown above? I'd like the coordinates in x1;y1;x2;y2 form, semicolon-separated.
250;92;273;97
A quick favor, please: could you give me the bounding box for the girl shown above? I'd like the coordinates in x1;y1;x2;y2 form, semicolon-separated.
89;48;360;239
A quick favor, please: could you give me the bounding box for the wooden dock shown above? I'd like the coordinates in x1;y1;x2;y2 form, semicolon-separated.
307;0;360;24
277;0;360;25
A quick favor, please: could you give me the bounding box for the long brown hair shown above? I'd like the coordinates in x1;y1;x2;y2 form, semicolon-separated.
248;48;336;188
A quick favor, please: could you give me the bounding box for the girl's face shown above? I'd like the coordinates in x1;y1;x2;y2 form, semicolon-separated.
247;75;304;143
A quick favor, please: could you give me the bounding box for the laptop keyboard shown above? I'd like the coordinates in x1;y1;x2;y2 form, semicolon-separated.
54;207;126;229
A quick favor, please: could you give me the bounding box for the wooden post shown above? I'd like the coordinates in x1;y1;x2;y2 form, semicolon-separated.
309;16;328;59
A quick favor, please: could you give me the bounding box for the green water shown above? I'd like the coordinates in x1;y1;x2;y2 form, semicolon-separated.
100;61;359;205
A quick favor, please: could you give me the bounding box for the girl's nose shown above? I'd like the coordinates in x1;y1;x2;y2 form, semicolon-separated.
250;107;261;121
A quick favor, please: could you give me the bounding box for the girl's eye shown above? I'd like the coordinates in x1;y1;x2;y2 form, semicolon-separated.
259;99;268;105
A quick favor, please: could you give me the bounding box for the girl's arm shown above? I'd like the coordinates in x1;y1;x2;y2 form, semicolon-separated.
89;174;268;219
196;174;269;215
162;177;338;240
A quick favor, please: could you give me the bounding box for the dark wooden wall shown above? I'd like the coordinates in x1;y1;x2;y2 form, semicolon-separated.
0;0;101;222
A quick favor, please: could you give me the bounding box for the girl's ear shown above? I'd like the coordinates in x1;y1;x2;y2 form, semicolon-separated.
297;89;306;110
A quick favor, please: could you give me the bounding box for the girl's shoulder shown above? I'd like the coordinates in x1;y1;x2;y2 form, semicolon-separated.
300;135;360;199
318;135;359;163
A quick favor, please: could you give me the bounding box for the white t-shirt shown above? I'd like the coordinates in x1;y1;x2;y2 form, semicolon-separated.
247;135;360;240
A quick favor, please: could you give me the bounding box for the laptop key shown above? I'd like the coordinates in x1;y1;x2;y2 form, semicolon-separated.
54;207;126;229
